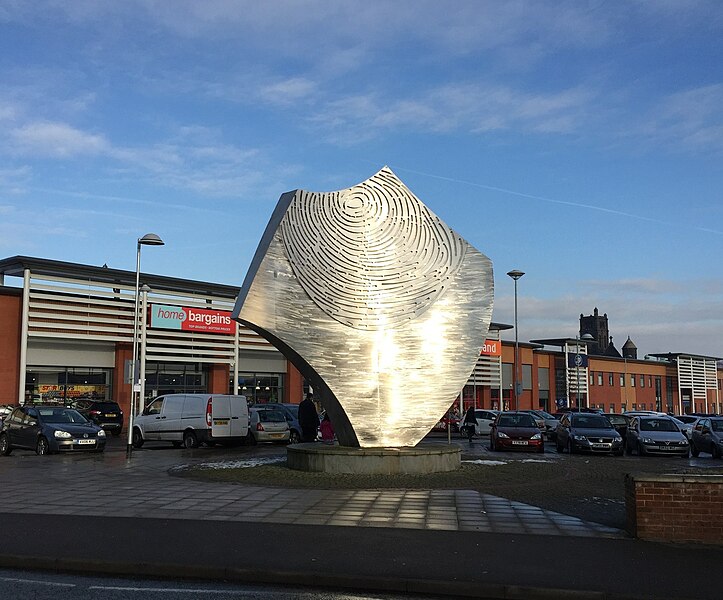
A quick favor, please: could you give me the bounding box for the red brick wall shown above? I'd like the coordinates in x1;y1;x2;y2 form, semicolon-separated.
0;290;22;406
626;474;723;544
285;361;303;404
209;364;230;393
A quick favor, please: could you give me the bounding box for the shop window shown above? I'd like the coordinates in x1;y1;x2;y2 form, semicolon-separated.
236;373;285;405
25;367;112;405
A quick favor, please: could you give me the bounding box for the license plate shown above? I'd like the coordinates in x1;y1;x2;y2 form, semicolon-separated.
76;439;96;445
213;419;229;425
104;413;117;418
270;433;284;438
511;440;528;445
592;443;610;449
659;446;679;450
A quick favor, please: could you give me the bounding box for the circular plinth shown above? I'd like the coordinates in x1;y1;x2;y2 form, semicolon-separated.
287;443;460;474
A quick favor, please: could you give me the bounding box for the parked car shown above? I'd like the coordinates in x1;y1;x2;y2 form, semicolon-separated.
555;412;623;455
248;405;290;444
133;394;249;449
489;412;544;453
670;416;693;440
472;409;500;436
0;405;106;455
690;417;723;458
604;413;629;442
433;412;460;432
673;415;699;425
625;415;689;457
265;402;301;443
70;399;123;436
520;409;559;440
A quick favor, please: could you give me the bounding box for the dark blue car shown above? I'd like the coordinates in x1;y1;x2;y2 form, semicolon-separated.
0;405;106;456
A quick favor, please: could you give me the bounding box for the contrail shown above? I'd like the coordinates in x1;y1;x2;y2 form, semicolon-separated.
389;165;723;236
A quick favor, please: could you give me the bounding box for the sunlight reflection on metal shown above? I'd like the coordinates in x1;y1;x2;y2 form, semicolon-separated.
233;166;494;447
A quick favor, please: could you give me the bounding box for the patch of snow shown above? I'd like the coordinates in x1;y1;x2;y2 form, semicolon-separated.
464;459;508;466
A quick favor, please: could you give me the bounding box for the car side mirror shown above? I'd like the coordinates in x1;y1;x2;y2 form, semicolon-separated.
28;420;38;427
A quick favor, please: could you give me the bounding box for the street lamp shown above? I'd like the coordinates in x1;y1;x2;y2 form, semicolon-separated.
507;270;524;411
127;233;164;458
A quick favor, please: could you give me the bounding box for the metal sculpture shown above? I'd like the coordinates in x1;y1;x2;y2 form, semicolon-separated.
233;167;494;447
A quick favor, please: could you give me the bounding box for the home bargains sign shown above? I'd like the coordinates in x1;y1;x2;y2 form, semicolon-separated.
150;304;235;335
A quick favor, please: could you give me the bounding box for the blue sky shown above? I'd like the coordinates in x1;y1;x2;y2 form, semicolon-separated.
1;1;722;358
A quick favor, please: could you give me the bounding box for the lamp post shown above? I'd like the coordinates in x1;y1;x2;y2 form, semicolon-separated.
126;233;164;458
507;270;524;411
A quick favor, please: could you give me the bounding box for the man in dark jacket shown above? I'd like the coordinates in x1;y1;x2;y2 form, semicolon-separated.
298;394;319;442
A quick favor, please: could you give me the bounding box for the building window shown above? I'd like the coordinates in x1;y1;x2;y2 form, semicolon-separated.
620;374;625;386
631;375;636;387
597;373;603;386
639;375;645;387
236;373;285;405
24;367;113;405
608;373;614;386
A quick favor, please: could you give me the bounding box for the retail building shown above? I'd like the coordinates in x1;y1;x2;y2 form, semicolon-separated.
1;256;720;426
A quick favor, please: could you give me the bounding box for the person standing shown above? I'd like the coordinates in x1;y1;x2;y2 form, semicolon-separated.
463;406;477;442
319;413;334;444
298;393;320;442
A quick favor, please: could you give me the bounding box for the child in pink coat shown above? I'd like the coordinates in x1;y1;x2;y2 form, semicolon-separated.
320;413;334;444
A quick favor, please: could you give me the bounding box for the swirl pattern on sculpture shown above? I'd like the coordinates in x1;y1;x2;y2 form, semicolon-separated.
280;168;466;330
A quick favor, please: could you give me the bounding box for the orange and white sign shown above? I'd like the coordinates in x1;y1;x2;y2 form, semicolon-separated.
480;339;501;356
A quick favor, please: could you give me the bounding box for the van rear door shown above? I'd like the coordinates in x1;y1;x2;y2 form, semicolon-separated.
210;396;231;438
210;395;248;438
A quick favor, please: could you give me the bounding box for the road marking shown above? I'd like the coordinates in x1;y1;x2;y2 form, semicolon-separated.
0;576;75;587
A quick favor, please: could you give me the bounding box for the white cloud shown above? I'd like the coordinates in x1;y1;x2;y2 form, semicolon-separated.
10;121;108;157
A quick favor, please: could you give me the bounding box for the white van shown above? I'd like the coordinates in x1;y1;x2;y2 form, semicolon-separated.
132;394;248;449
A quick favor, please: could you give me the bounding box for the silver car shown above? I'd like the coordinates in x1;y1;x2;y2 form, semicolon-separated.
248;406;290;444
625;415;689;457
521;409;559;440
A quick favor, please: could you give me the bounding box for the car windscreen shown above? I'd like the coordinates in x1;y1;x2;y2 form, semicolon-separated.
606;415;626;425
712;420;723;432
38;408;88;424
640;418;678;432
573;416;611;429
497;415;536;428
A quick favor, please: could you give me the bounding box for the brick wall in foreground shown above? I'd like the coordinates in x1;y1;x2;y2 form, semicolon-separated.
626;474;723;544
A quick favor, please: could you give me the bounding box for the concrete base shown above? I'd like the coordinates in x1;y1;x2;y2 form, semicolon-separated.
286;443;461;474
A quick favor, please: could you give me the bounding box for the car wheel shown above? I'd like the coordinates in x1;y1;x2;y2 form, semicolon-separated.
132;428;144;448
289;430;301;444
183;430;199;449
0;433;11;456
36;436;50;456
690;443;700;457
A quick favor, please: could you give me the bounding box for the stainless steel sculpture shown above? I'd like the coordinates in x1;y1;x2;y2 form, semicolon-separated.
233;167;494;447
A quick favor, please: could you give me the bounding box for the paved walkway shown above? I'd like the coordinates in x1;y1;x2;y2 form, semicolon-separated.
3;440;723;599
0;445;622;539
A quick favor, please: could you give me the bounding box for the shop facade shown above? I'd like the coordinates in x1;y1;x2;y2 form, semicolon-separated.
0;256;304;422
